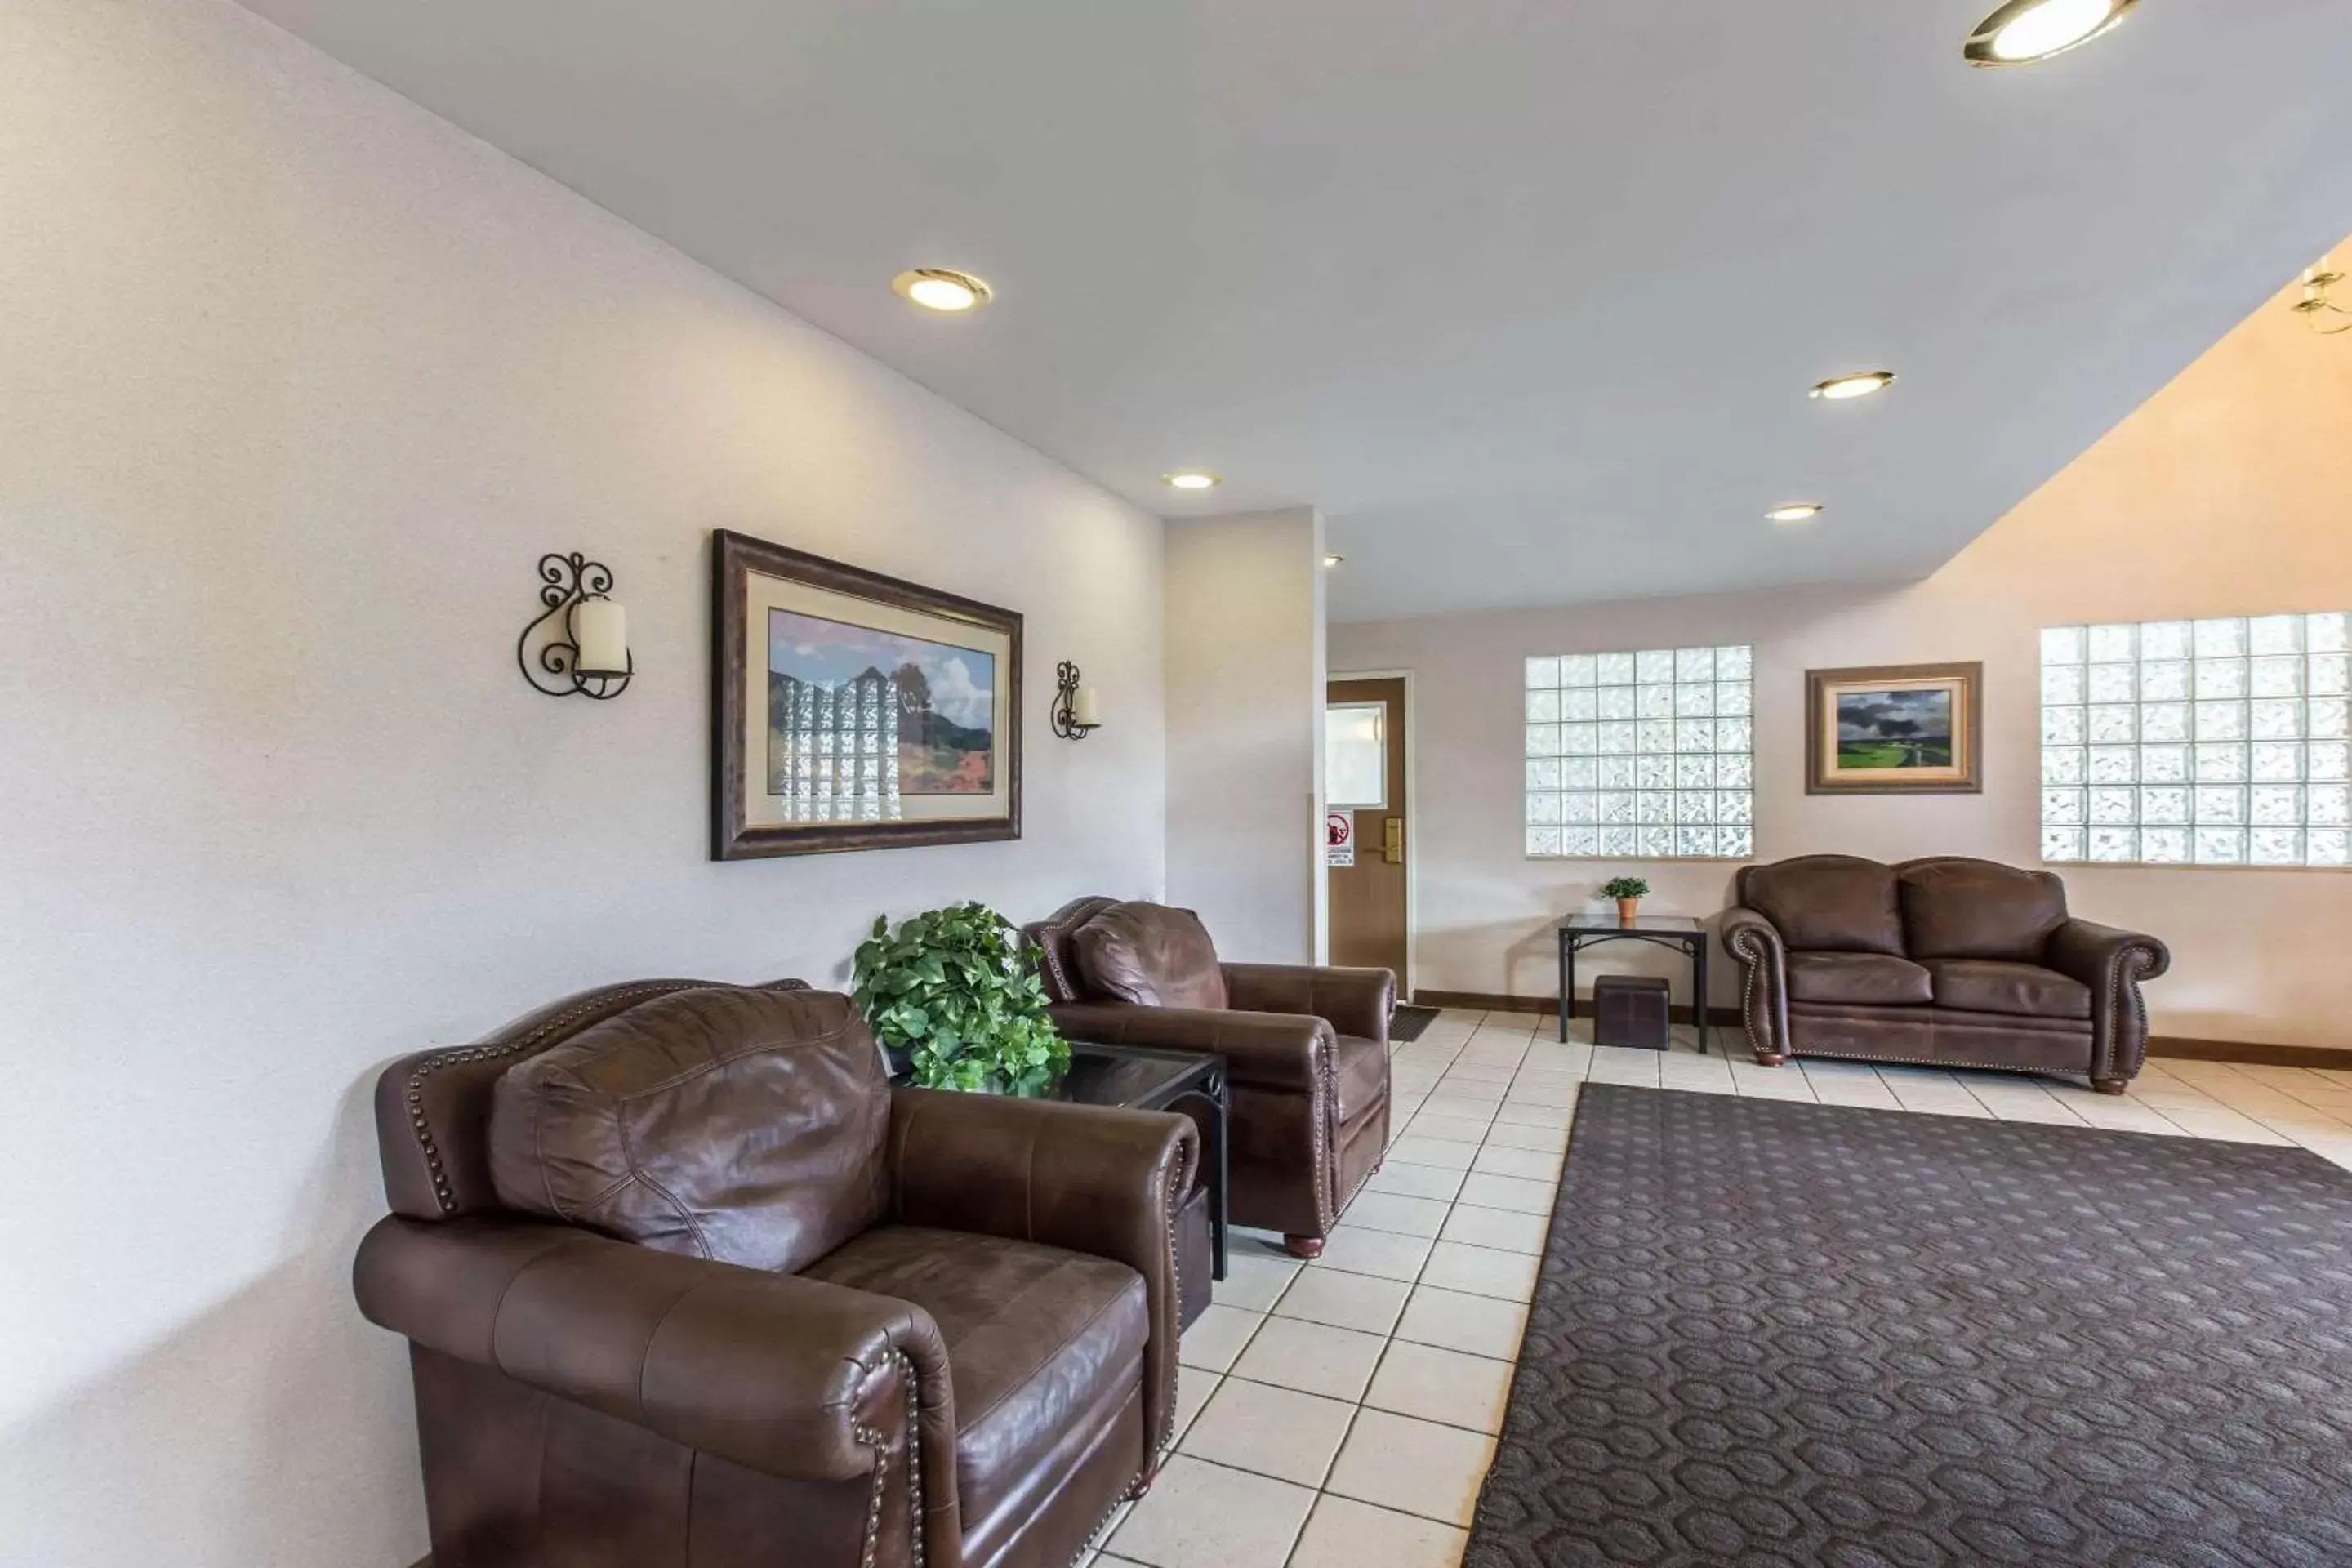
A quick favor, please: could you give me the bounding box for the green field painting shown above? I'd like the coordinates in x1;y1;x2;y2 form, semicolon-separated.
1837;738;1954;769
1835;688;1953;771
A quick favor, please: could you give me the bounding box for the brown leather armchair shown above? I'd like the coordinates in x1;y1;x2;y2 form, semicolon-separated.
1025;898;1393;1258
1722;855;2169;1093
353;978;1196;1568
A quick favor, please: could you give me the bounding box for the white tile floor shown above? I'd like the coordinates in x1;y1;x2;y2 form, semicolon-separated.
1085;1009;2352;1568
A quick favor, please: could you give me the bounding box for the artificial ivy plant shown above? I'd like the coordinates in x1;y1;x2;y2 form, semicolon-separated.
852;902;1070;1094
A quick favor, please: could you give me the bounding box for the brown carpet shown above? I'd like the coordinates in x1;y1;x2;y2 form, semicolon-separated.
1468;1085;2352;1566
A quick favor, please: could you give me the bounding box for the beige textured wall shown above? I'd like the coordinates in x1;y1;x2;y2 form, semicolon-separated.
1166;508;1329;964
1334;261;2352;1048
0;2;1167;1563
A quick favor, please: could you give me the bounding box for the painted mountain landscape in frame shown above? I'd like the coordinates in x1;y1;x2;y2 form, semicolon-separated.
767;609;996;795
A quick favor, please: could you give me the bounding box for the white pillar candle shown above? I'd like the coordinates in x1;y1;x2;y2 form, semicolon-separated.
573;597;629;675
1072;685;1101;727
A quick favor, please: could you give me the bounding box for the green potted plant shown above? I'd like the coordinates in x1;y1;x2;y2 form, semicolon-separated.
1599;875;1650;926
851;902;1071;1095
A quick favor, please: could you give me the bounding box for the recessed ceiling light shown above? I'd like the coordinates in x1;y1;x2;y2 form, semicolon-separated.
1324;554;1345;568
1965;0;2136;66
1162;470;1220;491
1810;370;1897;401
891;268;993;313
1766;502;1824;524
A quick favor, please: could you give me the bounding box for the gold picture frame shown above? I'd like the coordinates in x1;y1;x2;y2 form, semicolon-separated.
1806;662;1982;795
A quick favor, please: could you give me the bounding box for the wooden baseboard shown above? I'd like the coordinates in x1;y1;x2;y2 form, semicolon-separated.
2148;1036;2352;1068
1412;990;1740;1027
1412;991;2348;1066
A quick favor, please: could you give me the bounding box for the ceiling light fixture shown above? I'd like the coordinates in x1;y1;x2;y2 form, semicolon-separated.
1810;370;1897;401
891;268;993;313
1324;554;1345;568
1766;502;1824;524
2292;258;2352;336
1162;470;1220;491
1964;0;2137;66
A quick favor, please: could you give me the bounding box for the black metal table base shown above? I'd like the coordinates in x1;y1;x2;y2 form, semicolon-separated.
1557;921;1709;1054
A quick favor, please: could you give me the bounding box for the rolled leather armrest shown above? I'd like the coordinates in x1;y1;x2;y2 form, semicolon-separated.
1048;1000;1331;1094
1221;963;1395;1042
1718;906;1789;1056
1719;906;1785;969
2045;919;2169;1078
889;1088;1197;1454
2044;918;2171;990
889;1087;1196;1272
353;1214;951;1486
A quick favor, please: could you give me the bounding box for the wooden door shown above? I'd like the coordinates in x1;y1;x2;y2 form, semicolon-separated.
1327;677;1409;985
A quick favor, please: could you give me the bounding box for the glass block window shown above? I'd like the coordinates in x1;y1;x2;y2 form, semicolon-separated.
2040;615;2352;867
1525;645;1756;858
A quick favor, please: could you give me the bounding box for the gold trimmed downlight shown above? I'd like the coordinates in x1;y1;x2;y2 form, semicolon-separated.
891;269;993;313
1965;0;2138;66
1162;470;1221;491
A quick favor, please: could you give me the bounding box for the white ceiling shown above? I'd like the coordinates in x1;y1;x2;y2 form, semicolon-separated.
236;0;2352;622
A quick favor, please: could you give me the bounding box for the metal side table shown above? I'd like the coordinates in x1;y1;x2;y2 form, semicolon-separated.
1557;914;1709;1054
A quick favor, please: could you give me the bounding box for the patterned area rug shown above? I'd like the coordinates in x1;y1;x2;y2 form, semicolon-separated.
1469;1085;2352;1567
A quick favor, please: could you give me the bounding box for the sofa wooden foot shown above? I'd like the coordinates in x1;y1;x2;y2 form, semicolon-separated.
2091;1077;2128;1096
1282;1235;1325;1260
1127;1464;1156;1501
1756;1053;1787;1067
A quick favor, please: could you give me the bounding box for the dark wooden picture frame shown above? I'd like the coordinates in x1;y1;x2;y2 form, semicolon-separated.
1806;661;1983;795
711;528;1022;858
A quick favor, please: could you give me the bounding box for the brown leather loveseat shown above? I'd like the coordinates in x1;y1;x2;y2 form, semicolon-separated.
1722;855;2168;1092
1026;898;1393;1258
353;978;1196;1568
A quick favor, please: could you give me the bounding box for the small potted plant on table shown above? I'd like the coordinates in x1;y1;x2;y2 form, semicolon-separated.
852;902;1070;1094
1599;875;1650;926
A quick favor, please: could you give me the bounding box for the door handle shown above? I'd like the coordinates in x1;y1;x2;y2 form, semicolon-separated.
1383;817;1404;865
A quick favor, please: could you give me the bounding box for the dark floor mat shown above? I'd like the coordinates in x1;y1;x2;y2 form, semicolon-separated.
1389;1003;1441;1042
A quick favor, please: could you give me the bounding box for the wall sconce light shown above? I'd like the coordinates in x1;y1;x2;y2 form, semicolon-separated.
517;551;633;699
2292;258;2352;336
1051;661;1102;739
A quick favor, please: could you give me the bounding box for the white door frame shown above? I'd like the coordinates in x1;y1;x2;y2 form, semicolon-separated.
1325;667;1418;1000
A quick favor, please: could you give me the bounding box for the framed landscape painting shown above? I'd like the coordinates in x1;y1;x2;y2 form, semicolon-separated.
1806;662;1981;795
711;528;1022;858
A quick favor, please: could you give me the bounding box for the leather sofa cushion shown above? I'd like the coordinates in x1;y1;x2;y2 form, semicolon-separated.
803;1224;1147;1548
488;987;889;1273
1742;856;1905;956
1921;959;2091;1020
1332;1034;1388;1124
1073;902;1229;1010
1785;951;1934;1006
1899;859;2068;960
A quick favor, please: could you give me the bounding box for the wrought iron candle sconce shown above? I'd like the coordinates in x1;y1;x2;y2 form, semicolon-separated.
2293;259;2352;336
517;551;633;700
1051;661;1102;739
